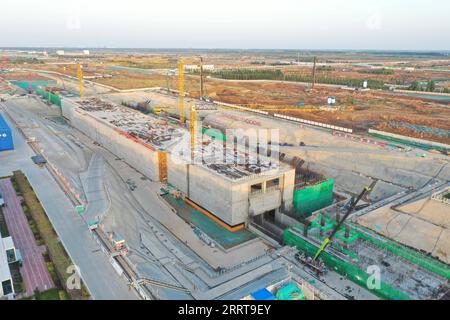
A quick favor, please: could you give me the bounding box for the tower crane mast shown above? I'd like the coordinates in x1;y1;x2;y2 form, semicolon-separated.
77;64;84;99
178;60;185;124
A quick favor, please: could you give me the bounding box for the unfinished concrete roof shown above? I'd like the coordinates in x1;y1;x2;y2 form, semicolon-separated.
76;98;288;182
78;98;185;150
194;134;285;182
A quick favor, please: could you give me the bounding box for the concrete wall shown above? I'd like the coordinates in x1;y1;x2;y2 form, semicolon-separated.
187;165;243;226
184;164;295;227
249;189;281;215
167;156;189;194
62;99;159;181
281;169;295;211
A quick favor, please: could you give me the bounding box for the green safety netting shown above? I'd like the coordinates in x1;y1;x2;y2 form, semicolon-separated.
283;211;450;300
283;227;411;300
276;284;305;300
35;86;62;108
293;179;334;218
369;131;449;154
201;128;226;142
11;80;56;91
309;214;450;279
357;229;450;279
10;81;62;108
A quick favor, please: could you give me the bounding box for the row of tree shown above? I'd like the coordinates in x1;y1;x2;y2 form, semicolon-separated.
209;69;385;89
408;80;435;92
358;68;395;75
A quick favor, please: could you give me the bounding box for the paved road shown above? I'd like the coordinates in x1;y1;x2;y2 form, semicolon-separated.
0;178;55;296
0;108;138;300
80;153;110;224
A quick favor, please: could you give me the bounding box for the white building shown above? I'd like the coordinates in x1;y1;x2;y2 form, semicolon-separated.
56;50;65;56
0;231;16;299
184;64;215;72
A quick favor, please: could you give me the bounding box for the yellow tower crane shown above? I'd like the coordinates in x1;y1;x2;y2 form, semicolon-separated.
77;64;84;99
178;60;185;124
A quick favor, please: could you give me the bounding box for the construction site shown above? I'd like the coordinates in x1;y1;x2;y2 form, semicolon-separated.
1;48;450;301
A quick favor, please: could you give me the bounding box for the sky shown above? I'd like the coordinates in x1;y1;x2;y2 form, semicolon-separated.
0;0;449;50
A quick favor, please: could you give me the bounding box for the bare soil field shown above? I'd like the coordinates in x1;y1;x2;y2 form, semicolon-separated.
11;59;450;144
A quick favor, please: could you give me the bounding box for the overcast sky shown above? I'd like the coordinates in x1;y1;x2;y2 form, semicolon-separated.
0;0;449;50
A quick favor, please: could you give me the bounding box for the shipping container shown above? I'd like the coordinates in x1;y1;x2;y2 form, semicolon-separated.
0;114;14;152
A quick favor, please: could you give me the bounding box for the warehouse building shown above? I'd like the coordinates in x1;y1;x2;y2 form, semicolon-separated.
0;114;14;152
62;98;295;228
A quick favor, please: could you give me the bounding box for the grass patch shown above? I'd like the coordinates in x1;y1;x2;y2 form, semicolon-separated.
12;171;89;300
30;288;60;300
358;68;395;75
0;206;10;237
10;261;25;294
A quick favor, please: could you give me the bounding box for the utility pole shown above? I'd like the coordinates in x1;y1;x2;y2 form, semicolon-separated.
311;56;317;90
178;60;185;124
199;57;204;99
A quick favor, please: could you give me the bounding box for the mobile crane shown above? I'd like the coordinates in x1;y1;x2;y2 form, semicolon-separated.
295;185;373;275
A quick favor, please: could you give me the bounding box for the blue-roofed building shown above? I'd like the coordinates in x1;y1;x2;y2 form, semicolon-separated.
0;114;14;152
250;288;276;300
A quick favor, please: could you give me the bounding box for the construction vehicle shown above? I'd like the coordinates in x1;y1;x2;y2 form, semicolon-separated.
297;186;373;275
152;108;162;115
315;186;371;260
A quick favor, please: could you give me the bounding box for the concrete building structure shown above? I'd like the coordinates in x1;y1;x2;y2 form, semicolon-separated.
61;98;295;227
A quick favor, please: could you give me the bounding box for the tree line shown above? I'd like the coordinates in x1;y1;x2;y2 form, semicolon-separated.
207;69;385;89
